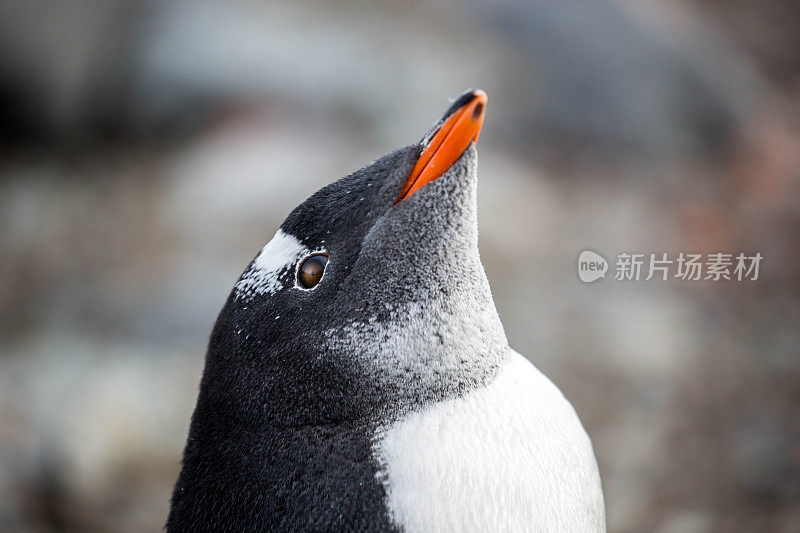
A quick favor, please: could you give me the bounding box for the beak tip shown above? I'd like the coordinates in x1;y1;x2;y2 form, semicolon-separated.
465;89;487;123
397;90;488;202
472;101;485;120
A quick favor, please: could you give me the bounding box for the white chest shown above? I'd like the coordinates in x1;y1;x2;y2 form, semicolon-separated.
373;351;605;532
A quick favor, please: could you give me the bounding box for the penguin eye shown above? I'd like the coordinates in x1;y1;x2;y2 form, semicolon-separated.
297;253;329;289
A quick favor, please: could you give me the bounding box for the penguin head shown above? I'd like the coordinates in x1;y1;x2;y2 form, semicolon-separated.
205;90;507;425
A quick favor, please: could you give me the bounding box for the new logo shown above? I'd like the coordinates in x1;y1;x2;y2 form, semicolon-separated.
578;250;608;283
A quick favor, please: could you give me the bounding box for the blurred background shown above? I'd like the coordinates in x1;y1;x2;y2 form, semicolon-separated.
1;1;799;531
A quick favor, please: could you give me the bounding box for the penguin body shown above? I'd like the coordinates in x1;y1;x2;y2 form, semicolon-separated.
376;350;603;531
168;91;604;531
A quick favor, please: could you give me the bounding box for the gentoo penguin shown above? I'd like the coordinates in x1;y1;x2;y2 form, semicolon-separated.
168;90;605;532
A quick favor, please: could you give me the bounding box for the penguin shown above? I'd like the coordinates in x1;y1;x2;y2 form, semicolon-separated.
168;89;605;532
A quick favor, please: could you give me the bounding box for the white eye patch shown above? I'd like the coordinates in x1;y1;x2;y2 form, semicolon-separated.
235;230;309;300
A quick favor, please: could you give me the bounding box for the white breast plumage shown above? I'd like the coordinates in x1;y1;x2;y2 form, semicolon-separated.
373;351;605;532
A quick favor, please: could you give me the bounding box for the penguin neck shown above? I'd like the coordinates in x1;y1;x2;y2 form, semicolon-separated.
321;198;509;411
325;252;510;415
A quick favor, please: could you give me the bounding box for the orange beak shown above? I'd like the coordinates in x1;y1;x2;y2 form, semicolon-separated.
397;90;487;202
